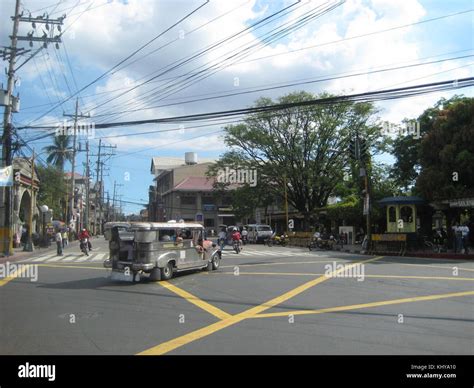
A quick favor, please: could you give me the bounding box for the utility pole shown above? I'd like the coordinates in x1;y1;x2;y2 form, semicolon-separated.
93;139;101;235
1;0;21;256
1;1;65;255
112;181;123;222
112;181;117;222
92;142;115;234
23;149;35;252
106;191;110;223
349;131;372;252
84;140;90;230
63;98;89;237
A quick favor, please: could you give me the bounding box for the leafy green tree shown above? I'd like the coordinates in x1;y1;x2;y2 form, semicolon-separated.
43;135;73;172
210;91;381;229
390;95;470;192
36;165;67;220
415;97;474;200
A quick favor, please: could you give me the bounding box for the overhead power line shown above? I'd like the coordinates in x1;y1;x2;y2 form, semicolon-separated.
23;0;210;126
20;77;474;133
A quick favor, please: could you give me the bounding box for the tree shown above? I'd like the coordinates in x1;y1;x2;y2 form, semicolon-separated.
415;97;474;201
390;95;470;192
36;165;67;220
43;135;73;172
210;91;381;230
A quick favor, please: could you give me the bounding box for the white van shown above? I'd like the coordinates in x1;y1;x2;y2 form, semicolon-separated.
246;224;273;243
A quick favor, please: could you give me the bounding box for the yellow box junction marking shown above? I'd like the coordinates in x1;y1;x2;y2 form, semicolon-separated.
137;256;382;355
251;290;474;319
157;280;231;320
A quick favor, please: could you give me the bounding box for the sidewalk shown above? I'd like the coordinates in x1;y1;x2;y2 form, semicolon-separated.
0;235;105;264
0;245;57;265
334;243;474;260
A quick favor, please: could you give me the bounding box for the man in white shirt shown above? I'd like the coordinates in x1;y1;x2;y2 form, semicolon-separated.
460;223;470;254
55;231;63;256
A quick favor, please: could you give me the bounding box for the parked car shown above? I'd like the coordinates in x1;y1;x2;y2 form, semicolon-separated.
246;224;273;243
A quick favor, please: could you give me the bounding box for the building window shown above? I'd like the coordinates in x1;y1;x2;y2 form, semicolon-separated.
181;196;196;205
400;206;413;223
388;206;396;222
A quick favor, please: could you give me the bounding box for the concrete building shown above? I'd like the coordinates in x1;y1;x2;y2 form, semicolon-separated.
149;153;235;232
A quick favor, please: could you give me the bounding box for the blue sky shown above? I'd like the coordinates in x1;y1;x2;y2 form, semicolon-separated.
1;0;473;214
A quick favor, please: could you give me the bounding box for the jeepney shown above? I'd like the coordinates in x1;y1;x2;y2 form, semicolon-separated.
103;221;221;282
104;222;131;241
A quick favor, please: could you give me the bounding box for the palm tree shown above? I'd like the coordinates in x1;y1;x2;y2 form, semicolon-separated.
43;135;73;172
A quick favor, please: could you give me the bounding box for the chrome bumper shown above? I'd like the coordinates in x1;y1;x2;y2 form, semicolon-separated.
103;259;154;271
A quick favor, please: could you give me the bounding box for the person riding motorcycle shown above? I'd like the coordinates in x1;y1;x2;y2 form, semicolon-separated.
231;228;242;250
79;228;92;251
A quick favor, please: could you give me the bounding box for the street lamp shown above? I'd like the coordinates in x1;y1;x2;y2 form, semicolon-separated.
40;204;49;247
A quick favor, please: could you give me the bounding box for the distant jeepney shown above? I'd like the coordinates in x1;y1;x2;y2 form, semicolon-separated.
103;221;221;282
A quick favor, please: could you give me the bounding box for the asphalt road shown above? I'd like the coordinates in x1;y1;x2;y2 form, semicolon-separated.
1;237;473;355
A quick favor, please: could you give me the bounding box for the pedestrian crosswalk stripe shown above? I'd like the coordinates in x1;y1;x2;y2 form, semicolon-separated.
45;255;64;262
74;255;90;262
90;253;106;262
20;255;51;263
61;255;77;262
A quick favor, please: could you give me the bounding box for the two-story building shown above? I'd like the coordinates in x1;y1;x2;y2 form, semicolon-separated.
149;153;235;232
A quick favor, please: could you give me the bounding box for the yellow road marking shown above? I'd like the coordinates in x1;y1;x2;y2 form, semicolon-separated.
212;271;474;281
251;290;474;319
0;264;31;287
157;281;231;320
220;259;342;269
137;256;382;355
378;260;474;273
37;264;106;270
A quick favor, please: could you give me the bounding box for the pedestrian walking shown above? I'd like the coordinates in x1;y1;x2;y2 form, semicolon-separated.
55;230;63;256
460;223;470;254
452;222;463;253
62;229;69;249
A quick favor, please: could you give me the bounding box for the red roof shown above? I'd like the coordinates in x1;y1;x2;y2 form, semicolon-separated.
173;176;215;191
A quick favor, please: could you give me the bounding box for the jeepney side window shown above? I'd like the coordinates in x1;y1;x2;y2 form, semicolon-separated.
192;229;203;244
178;229;192;240
158;229;175;241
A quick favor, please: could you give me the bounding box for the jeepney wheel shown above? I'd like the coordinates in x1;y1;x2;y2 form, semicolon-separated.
161;262;173;280
211;255;220;270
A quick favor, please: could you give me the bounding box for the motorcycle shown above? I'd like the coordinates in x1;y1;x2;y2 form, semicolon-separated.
308;236;335;251
266;234;288;247
80;238;90;256
232;239;241;254
241;234;248;245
